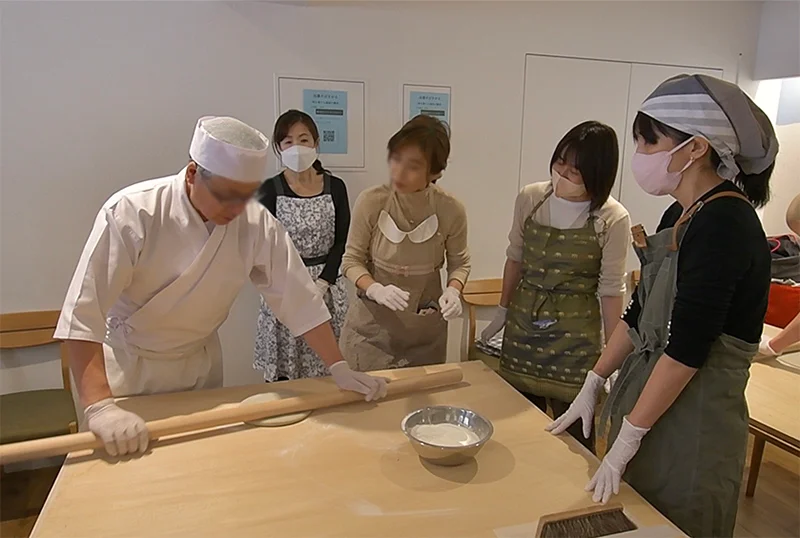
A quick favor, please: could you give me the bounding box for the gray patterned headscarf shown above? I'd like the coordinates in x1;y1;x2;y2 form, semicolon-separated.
640;74;779;180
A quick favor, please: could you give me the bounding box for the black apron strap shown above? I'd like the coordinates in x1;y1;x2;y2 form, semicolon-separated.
274;174;286;196
302;254;328;267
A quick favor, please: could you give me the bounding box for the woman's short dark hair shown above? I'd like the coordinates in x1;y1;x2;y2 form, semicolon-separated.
272;109;326;174
387;115;451;176
549;121;619;211
632;112;773;208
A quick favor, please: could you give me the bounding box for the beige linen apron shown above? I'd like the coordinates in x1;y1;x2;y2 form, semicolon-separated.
340;187;448;371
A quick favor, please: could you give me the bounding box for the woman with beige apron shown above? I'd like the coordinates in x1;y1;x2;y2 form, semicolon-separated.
481;121;631;453
547;75;779;537
340;115;470;371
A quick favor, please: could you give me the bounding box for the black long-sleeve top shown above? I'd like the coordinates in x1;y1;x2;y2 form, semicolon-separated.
623;181;771;368
258;173;350;285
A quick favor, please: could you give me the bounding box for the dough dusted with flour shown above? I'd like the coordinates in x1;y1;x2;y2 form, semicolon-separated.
410;424;480;447
241;391;311;427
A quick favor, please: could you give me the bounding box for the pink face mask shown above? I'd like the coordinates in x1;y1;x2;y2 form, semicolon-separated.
551;169;587;198
631;137;694;196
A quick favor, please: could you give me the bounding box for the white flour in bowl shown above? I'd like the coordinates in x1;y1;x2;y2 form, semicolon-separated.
410;423;480;447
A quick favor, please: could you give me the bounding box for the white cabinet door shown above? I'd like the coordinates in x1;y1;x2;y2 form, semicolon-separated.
618;63;723;273
519;55;631;191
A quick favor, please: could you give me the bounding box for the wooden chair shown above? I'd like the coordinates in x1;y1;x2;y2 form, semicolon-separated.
630;270;641;290
462;279;503;372
0;311;78;450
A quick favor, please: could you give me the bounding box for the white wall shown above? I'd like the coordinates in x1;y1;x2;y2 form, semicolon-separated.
0;1;764;393
760;124;800;236
754;78;800;236
755;0;800;80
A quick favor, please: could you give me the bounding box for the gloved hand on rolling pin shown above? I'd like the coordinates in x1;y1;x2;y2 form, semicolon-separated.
366;283;410;312
545;370;605;438
586;417;650;504
84;398;149;457
329;361;389;402
438;286;462;321
480;306;508;342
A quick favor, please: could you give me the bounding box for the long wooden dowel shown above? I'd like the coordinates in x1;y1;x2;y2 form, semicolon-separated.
0;368;463;465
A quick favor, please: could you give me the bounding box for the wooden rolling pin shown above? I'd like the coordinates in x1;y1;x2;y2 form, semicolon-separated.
0;367;463;465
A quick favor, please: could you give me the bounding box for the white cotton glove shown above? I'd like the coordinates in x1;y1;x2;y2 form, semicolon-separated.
545;370;605;438
758;335;778;357
315;279;330;296
480;306;508;342
84;398;149;457
586;417;650;504
366;283;410;312
438;287;462;321
329;361;389;402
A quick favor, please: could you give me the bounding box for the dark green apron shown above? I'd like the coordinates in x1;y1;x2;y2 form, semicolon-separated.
600;191;756;538
500;188;603;403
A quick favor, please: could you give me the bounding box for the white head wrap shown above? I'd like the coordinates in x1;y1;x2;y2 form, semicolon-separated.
189;116;269;183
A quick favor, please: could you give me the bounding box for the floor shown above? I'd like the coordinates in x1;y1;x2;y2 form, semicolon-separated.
1;434;797;537
735;438;800;537
0;465;59;538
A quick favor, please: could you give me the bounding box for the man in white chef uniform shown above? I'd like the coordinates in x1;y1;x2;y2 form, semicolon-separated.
55;116;387;457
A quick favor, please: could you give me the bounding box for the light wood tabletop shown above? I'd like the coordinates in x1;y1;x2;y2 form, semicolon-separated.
748;330;800;449
31;362;681;538
744;325;800;497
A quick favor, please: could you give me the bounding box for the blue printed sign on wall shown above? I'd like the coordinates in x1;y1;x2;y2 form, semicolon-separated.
409;91;450;124
303;89;348;154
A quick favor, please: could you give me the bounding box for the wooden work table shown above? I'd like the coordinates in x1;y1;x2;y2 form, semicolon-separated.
744;325;800;497
32;362;681;538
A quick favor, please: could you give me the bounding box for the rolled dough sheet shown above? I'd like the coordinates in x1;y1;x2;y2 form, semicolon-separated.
241;391;311;427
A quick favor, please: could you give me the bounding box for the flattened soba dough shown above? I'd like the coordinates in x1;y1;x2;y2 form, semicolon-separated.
241;391;311;427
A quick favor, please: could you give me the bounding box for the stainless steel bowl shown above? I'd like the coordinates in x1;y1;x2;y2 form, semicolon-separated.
401;406;493;466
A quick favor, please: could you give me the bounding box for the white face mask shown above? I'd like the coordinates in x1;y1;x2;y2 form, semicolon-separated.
281;145;318;173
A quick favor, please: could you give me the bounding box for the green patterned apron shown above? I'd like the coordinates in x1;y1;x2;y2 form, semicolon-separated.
600;191;755;538
500;188;603;403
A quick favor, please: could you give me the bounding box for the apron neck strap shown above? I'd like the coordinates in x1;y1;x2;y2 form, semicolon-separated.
275;174;286;196
669;191;751;251
386;184;436;220
276;172;329;196
528;186;554;221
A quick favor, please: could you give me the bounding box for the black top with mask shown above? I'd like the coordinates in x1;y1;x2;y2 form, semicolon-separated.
623;181;771;368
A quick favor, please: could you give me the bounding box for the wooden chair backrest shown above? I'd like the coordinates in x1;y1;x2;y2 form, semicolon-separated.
0;310;71;392
630;270;641;290
462;279;503;347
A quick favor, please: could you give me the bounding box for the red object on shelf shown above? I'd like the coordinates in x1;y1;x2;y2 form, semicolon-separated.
765;282;800;328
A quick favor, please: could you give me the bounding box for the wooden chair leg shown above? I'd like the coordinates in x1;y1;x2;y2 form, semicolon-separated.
746;434;766;497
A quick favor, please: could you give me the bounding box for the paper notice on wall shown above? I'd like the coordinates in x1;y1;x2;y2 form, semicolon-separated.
303;89;348;154
409;91;450;124
403;84;452;127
